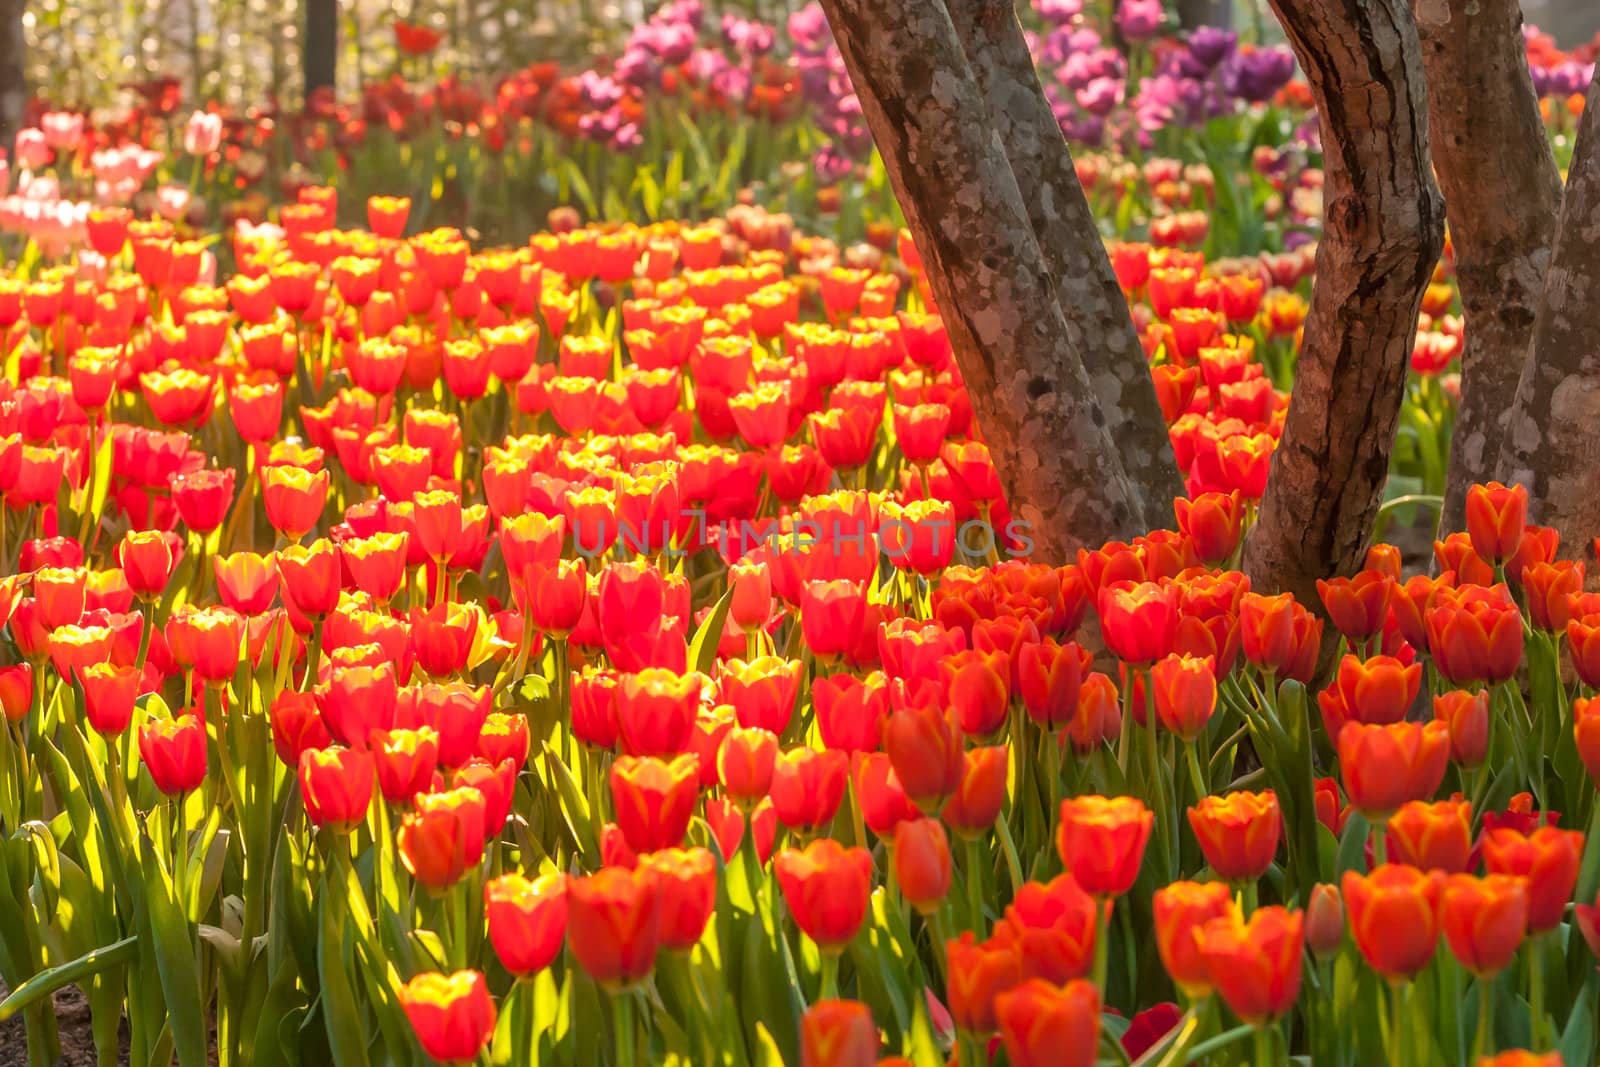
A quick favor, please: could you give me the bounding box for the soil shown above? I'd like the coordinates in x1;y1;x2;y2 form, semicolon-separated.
0;982;127;1066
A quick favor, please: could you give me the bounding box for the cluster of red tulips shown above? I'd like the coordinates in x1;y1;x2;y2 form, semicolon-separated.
0;181;1591;1067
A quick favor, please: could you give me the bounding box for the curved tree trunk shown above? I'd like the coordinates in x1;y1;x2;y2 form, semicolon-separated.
1413;0;1562;537
0;0;24;158
1244;0;1446;607
946;0;1187;530
1498;70;1600;563
815;0;1143;561
304;0;338;100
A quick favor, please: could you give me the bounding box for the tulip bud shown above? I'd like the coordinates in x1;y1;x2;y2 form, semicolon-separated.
891;817;951;916
1306;884;1344;959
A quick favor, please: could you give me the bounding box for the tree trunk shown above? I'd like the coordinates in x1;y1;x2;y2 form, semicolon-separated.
304;0;338;101
1497;70;1600;563
1178;0;1234;28
0;0;24;158
946;0;1187;531
815;0;1144;561
1413;0;1562;538
1243;0;1446;607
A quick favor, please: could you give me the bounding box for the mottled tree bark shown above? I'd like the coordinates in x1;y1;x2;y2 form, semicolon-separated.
0;0;24;158
1413;0;1562;537
816;0;1143;560
1498;70;1600;563
946;0;1187;530
1243;0;1446;607
304;0;338;99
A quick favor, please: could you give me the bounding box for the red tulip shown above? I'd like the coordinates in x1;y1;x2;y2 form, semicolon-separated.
774;839;872;952
1055;795;1152;897
139;714;206;795
397;971;495;1066
995;979;1100;1067
484;872;568;977
567;866;662;990
1197;906;1304;1023
1342;864;1446;981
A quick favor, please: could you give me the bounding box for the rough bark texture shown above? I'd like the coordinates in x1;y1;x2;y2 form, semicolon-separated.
303;0;338;99
1498;70;1600;563
1243;0;1446;607
816;0;1143;561
1413;0;1562;538
946;0;1187;530
0;0;24;158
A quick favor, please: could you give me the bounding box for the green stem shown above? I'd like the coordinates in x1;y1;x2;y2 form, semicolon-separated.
1372;821;1388;868
1528;932;1547;1050
964;837;985;932
1253;1024;1278;1067
818;952;839;1002
1091;897;1112;997
1388;982;1407;1067
613;992;636;1067
1473;975;1493;1063
1185;741;1208;801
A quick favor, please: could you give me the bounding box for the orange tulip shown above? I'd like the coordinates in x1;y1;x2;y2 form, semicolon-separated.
1305;883;1345;959
1016;637;1090;731
639;847;717;951
298;746;374;832
1440;874;1529;977
1386;799;1473;873
1575;697;1600;786
941;745;1008;837
800;1000;878;1067
261;465;330;541
1097;581;1178;665
397;971;495;1065
397;787;488;892
1055;795;1153;897
1316;654;1421;742
883;703;964;813
1174;490;1244;566
1151;652;1216;740
945;932;1023;1034
774;839;873;953
1522;560;1583;631
1336;720;1450;819
609;754;700;855
1425;586;1524;685
1188;790;1281;882
1434;690;1489;768
994;978;1100;1067
716;726;778;808
1197;906;1304;1024
1342;864;1445;981
1153;880;1233;998
892;817;952;915
769;747;849;833
1316;570;1390;642
1481;826;1585;933
483;872;567;977
1474;1053;1564;1067
567;866;662;990
996;873;1098;984
1463;481;1527;564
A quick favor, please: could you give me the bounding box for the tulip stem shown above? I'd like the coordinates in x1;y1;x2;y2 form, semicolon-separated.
1184;741;1207;801
1473;975;1493;1062
1387;981;1407;1067
1527;932;1547;1050
1252;1024;1278;1067
612;992;636;1067
818;951;839;1002
1371;822;1387;868
1091;898;1112;998
964;837;985;932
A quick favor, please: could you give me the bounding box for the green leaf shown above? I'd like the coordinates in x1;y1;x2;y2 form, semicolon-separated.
690;589;732;677
316;873;372;1067
542;742;599;862
137;832;209;1067
0;936;137;1022
751;1023;785;1067
1335;812;1370;877
14;821;60;925
1559;976;1598;1067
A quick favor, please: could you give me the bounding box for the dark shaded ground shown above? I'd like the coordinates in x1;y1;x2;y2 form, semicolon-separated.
0;984;122;1066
